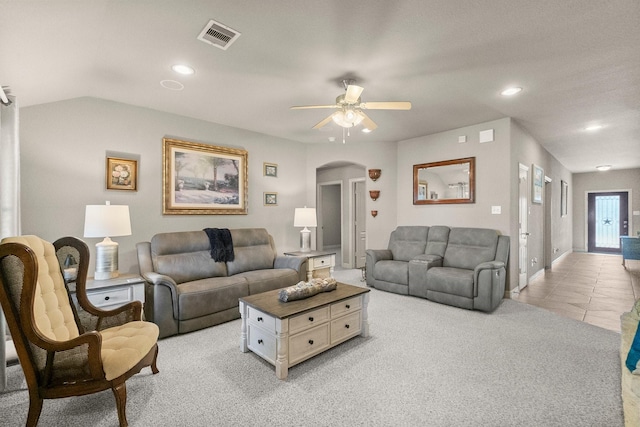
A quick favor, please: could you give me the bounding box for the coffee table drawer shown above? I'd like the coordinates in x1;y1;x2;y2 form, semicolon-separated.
248;324;276;363
331;311;361;344
289;323;330;365
331;296;361;317
289;306;330;334
248;307;276;331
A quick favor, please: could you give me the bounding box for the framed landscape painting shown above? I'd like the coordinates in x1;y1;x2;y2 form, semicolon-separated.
162;138;248;215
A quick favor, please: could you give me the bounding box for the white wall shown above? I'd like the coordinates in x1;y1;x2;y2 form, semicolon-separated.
20;97;308;276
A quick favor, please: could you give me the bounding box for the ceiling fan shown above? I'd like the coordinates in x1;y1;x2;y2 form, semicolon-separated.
290;80;411;135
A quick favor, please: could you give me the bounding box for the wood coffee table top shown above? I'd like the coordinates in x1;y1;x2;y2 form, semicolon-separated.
239;282;370;319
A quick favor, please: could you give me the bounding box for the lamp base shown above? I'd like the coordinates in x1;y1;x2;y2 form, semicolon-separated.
94;237;119;281
299;228;311;252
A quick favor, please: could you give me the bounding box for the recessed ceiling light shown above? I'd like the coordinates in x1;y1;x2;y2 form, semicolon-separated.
596;165;611;171
500;87;522;96
361;128;373;133
584;124;603;131
171;64;195;75
160;80;184;91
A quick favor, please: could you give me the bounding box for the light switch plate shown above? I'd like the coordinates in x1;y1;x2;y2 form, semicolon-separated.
458;135;467;143
491;205;501;214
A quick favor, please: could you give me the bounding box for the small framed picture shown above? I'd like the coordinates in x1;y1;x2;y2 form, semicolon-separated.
264;192;278;206
264;162;278;177
531;164;544;204
106;157;137;191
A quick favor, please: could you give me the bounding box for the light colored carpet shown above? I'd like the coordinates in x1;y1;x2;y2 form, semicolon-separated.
0;270;624;426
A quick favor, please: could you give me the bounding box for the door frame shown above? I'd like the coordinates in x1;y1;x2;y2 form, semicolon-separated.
317;180;343;264
349;177;366;269
583;189;633;251
517;163;529;292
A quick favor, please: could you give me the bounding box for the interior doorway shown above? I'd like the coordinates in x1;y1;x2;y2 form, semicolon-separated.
317;181;342;256
587;191;629;253
518;164;529;291
352;178;366;268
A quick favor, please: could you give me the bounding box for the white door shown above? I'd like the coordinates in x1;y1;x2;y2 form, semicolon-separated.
354;180;366;268
518;164;529;291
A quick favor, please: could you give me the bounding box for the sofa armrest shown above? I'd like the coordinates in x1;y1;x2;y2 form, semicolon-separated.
275;255;308;282
473;261;506;311
366;249;393;265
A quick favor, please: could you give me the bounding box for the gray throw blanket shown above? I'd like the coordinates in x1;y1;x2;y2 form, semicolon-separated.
203;228;234;262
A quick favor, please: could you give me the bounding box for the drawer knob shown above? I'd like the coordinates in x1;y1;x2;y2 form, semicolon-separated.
258;339;263;344
309;316;314;322
308;339;314;345
321;260;325;264
345;304;350;309
257;316;263;322
345;324;350;329
105;296;110;301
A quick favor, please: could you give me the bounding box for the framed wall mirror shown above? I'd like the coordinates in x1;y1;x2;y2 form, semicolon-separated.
413;157;475;204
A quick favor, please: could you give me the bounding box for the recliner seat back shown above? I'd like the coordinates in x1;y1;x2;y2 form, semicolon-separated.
443;228;499;270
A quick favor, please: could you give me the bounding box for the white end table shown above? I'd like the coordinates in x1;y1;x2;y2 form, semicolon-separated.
284;250;336;281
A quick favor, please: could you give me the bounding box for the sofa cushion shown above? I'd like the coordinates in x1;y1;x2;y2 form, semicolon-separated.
177;276;249;320
426;226;450;257
374;260;409;286
227;229;275;276
426;267;474;298
388;226;429;262
236;268;299;295
443;228;499;270
151;231;227;284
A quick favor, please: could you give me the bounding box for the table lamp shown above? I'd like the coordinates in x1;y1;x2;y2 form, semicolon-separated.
294;206;317;252
83;201;132;280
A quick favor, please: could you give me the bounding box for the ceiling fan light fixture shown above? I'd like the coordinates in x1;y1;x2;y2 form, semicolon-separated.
332;108;364;128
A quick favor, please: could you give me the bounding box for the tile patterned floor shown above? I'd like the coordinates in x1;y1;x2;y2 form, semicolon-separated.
512;252;640;333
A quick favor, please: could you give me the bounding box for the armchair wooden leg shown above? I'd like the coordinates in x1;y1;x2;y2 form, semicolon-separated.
151;345;159;374
112;381;128;427
26;393;43;427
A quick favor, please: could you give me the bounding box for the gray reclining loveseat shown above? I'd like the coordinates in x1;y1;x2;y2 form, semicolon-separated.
366;226;509;312
137;228;307;338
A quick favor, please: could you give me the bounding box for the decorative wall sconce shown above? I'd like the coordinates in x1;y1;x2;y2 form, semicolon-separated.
371;210;378;218
369;190;380;201
368;169;381;181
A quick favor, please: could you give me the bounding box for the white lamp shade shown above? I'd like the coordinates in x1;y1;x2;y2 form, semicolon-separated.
84;204;132;238
294;207;317;228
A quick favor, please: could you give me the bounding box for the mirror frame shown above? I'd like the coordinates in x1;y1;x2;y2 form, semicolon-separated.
413;157;475;205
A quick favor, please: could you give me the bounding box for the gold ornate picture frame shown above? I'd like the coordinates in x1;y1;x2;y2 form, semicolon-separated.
162;137;248;215
263;162;278;177
264;192;278;206
106;157;137;191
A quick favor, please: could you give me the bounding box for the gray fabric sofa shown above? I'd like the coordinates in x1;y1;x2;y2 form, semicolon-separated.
137;228;307;338
366;226;510;312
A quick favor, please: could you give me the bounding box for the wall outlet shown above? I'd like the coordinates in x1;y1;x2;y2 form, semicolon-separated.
491;205;501;214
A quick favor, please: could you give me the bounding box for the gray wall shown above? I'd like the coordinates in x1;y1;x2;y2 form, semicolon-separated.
17;97;576;291
572;168;640;251
511;121;573;279
20;97;307;276
397;118;515;288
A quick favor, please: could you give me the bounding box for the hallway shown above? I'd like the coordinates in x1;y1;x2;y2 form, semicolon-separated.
512;252;640;333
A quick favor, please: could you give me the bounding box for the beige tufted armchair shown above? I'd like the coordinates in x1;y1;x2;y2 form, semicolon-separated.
0;235;159;427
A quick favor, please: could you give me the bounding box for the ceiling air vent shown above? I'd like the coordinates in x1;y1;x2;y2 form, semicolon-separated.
197;19;241;50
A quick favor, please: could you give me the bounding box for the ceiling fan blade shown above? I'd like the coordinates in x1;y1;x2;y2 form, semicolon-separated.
359;112;378;131
360;101;412;110
344;85;364;104
312;113;337;129
290;104;339;110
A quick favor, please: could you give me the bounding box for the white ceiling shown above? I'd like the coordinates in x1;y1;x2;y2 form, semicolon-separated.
2;0;639;173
